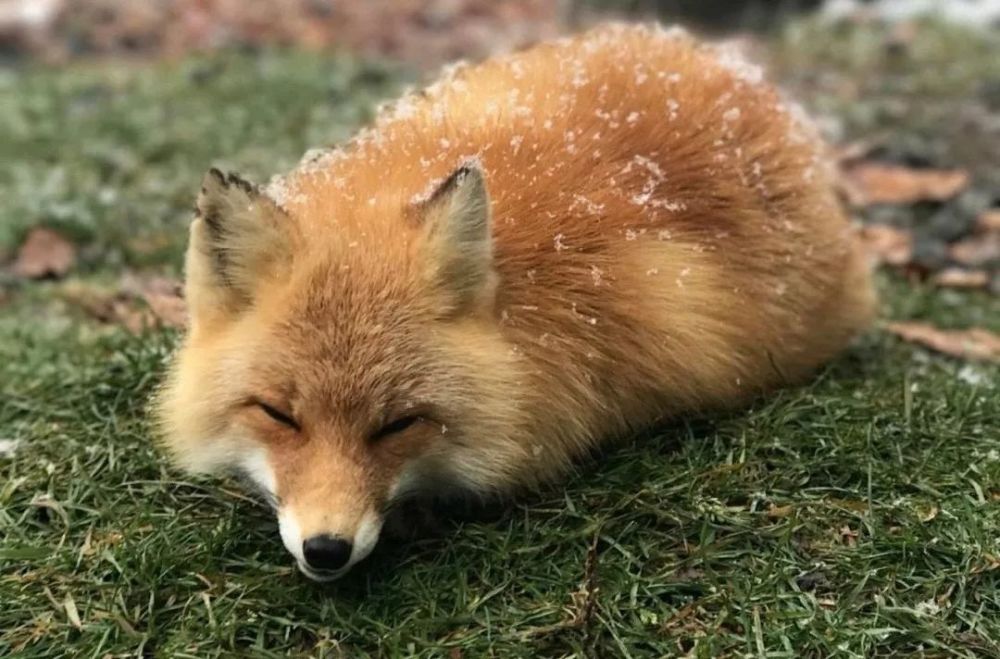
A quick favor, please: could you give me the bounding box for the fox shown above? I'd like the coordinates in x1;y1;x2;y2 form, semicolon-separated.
155;23;875;581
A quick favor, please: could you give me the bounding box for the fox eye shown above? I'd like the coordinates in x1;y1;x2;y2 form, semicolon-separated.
256;401;299;431
371;415;420;442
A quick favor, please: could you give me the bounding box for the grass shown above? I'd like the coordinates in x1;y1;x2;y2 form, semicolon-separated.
2;18;999;658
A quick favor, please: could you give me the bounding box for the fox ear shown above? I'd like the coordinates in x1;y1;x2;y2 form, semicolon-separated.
420;163;496;314
186;168;290;320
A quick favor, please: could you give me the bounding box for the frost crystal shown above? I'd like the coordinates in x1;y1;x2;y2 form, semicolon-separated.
666;99;680;121
715;42;764;86
0;439;20;458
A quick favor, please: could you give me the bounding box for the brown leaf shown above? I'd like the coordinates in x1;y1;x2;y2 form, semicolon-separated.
60;282;149;334
978;209;1000;233
858;224;913;266
949;232;1000;267
126;275;187;329
842;163;969;206
931;268;989;289
61;275;186;333
886;322;1000;363
838;525;859;547
12;227;76;279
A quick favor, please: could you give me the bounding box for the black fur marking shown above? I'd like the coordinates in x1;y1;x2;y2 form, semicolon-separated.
426;164;475;207
207;167;226;186
201;208;225;242
225;171;258;195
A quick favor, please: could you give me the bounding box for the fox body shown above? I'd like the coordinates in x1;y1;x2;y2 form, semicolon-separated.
157;24;875;580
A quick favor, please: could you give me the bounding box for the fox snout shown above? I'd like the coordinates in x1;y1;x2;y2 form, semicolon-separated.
278;504;384;581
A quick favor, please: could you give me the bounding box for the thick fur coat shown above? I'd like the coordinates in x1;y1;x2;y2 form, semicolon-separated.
156;24;875;579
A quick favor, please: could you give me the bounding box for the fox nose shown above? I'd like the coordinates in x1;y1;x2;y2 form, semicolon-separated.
302;534;353;572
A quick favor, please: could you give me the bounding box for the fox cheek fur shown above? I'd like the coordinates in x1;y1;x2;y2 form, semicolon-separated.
154;24;875;581
155;165;525;580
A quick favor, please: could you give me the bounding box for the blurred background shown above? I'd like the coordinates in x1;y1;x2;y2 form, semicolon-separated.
0;0;998;319
1;3;999;657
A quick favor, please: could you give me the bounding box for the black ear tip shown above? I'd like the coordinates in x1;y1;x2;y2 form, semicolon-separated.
225;171;256;194
456;158;484;178
202;167;258;196
430;160;485;200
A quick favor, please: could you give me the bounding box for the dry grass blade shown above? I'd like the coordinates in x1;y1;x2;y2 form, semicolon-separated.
63;594;82;631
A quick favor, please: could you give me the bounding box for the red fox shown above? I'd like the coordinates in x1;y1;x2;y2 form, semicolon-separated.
156;24;875;581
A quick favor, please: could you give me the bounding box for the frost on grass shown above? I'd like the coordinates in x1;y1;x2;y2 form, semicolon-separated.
0;439;20;458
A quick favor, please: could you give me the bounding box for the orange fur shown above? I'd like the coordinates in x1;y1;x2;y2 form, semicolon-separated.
155;24;875;579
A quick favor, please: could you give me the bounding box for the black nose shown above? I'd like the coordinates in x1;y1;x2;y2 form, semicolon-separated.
302;534;353;571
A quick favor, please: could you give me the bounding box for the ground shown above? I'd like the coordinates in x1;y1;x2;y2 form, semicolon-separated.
1;16;999;659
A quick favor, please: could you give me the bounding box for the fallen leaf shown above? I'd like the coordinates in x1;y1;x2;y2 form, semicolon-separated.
842;163;969;206
931;268;989;289
949;232;1000;267
918;505;939;523
978;209;1000;233
62;275;186;332
60;282;150;334
128;275;186;329
834;140;878;165
12;227;76;279
858;225;913;266
886;322;1000;363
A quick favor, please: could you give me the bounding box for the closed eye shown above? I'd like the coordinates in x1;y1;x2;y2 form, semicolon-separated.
256;401;300;431
371;415;420;442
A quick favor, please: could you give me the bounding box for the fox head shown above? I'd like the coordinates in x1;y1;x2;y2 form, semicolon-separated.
155;164;525;580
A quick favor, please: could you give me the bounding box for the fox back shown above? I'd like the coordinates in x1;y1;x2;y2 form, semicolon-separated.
156;24;875;580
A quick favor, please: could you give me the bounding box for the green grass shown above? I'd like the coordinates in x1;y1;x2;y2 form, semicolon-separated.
2;20;999;658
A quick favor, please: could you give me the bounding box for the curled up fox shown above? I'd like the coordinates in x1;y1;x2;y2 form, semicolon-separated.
155;24;875;581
